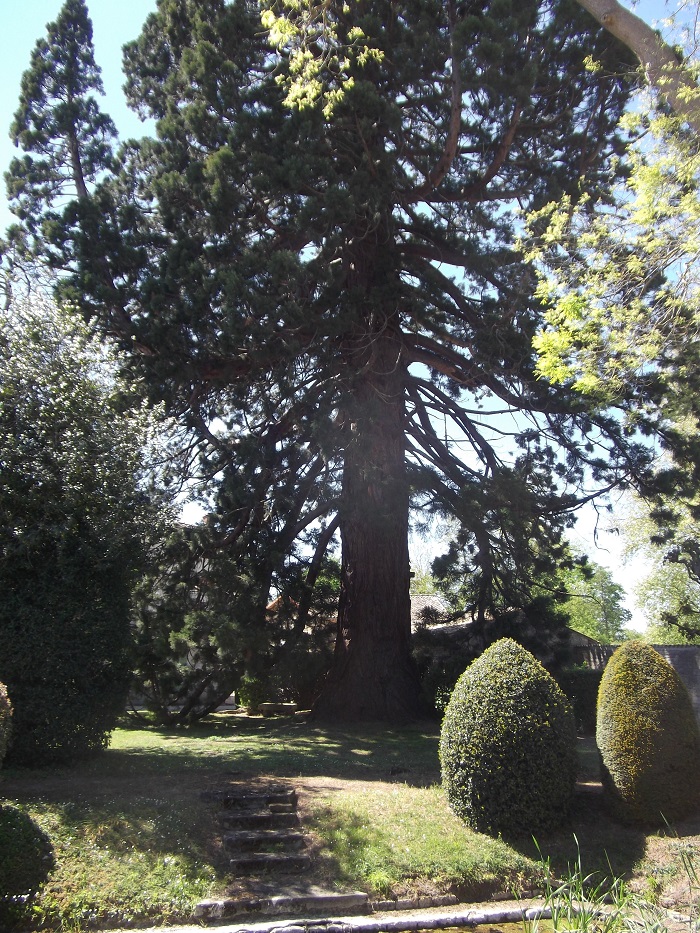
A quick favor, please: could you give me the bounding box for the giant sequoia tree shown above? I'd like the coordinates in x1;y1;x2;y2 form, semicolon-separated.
7;0;657;720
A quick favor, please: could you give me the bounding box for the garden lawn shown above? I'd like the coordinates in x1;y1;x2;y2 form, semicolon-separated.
1;715;699;931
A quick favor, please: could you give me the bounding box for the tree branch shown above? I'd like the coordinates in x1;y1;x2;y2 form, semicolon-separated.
576;0;700;134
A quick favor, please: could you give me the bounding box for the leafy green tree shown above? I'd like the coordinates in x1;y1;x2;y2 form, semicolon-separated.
556;555;632;643
8;0;663;721
525;13;700;639
573;0;700;132
617;492;700;643
528;103;700;413
0;294;172;764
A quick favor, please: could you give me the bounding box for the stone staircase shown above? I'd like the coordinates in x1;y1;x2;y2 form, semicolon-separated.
203;784;312;875
196;781;370;923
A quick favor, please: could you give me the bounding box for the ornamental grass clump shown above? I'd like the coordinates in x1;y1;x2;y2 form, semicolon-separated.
596;640;700;825
440;638;577;838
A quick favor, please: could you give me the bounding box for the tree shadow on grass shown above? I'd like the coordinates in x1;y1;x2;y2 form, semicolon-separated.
97;716;442;786
514;788;648;890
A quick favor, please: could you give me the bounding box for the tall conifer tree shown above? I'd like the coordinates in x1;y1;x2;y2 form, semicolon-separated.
7;0;654;719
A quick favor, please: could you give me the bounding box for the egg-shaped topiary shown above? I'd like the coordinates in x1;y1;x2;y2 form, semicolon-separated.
596;640;700;825
440;638;577;838
0;684;11;770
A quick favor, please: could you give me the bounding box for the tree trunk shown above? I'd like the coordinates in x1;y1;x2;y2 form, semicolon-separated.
312;324;423;721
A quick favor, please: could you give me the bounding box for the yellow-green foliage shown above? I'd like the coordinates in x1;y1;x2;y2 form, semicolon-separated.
0;683;11;769
597;641;700;824
440;639;577;838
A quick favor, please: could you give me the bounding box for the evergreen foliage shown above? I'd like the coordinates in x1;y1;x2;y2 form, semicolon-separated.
596;640;700;824
5;0;116;274
6;0;662;719
129;524;337;723
0;683;12;769
556;666;603;734
440;638;577;837
414;596;572;715
0;804;54;929
0;296;172;765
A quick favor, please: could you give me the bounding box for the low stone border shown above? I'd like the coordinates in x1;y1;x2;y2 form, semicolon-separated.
190;903;554;933
370;895;459;912
195;893;370;921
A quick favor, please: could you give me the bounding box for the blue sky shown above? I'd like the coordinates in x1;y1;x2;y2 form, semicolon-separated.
0;0;156;232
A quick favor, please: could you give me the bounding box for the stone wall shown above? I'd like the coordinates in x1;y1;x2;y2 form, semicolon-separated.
572;643;700;725
652;645;700;725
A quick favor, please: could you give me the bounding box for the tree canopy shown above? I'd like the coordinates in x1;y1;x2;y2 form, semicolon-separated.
0;292;172;763
6;0;673;720
525;3;700;646
556;554;632;643
574;0;700;133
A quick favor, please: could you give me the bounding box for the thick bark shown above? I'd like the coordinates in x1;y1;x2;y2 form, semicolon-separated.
312;328;423;721
575;0;700;135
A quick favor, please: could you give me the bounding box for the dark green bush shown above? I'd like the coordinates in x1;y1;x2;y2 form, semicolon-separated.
413;627;477;715
414;601;574;717
0;557;133;766
0;683;11;768
556;667;604;735
0;804;54;929
1;300;168;766
596;640;700;825
440;638;577;838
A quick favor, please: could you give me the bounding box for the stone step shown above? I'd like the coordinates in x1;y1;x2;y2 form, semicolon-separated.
223;830;307;851
202;787;297;809
219;810;301;830
229;852;311;873
194;889;370;922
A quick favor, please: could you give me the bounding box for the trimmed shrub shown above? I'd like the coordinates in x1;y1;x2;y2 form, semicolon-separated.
0;683;11;769
596;640;700;824
0;560;133;766
440;638;577;838
0;804;54;928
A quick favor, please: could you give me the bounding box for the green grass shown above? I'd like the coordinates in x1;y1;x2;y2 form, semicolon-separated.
0;787;219;930
308;783;541;898
1;716;699;931
106;715;442;779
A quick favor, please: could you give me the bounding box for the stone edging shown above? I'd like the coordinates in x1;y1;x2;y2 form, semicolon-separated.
190;902;554;933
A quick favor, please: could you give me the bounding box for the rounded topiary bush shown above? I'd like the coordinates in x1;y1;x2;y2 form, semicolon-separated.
440;638;577;838
0;683;11;769
596;640;700;825
0;804;54;928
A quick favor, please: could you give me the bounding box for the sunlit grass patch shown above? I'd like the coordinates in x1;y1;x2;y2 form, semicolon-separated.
309;781;544;898
3;718;700;930
106;715;440;780
6;795;220;930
